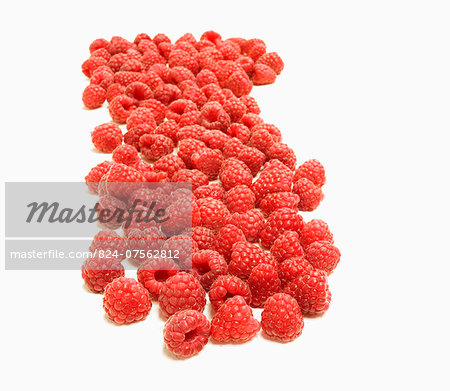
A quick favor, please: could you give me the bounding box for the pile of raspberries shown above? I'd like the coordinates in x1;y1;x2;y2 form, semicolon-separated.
82;31;341;358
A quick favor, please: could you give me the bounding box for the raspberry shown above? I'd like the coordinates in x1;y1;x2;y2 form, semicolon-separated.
226;123;251;143
261;293;303;342
124;124;154;151
138;98;167;124
89;229;127;262
292;178;324;212
178;138;207;168
219;158;253;190
85;160;113;193
107;54;129;73
256;52;284;75
259;207;304;249
182;86;208;108
198;101;231;131
201;130;230;151
209;275;251;312
82;84;106;109
89;38;109;54
153;84;182;106
126;107;157;131
240;95;260;114
247;128;276;154
165;99;196;122
267;143;297;170
106;83;126;103
108;36;134;55
198;197;230;231
237;146;266;176
109;94;138;123
163;310;210;358
222;98;246;123
214;224;246;261
305;241;341;275
154;120;179;143
284;270;331;316
196;69;219;88
224;185;255;213
172;169;209;191
210;296;260;343
82;56;108;77
259;192;300;216
191;148;224;180
229;241;276;280
218;40;240;60
90;69;114;90
270;231;304;262
125;82;153;101
113;71;142;86
120;59;143;72
225;70;253;97
103;277;151;324
248;263;281;308
126;227;166;263
200;30;222;45
153;33;171;46
178;109;201;127
101;163;146;200
153;154;186;180
241;113;264;129
246;40;266;61
235;56;255;77
192;226;216;250
91;123;123;153
82;257;125;293
222;138;246;158
252;63;277;85
97;195;127;229
278;256;313;287
208;88;235;105
159;272;206;318
168;49;199;74
176;124;206;141
192;250;228;290
112;144;139;166
139;134;174;161
193;183;225;201
293;159;326;188
169;66;196;84
137;258;179;298
251;164;293;204
161;199;192;236
217;62;242;86
228;209;265;242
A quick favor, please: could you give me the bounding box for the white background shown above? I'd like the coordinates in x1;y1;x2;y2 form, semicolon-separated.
1;1;449;390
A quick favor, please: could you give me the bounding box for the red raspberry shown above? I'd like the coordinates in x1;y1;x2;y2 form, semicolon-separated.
82;84;106;109
270;231;304;262
106;83;126;103
197;197;230;231
141;50;166;70
85;160;113;193
196;69;219;88
169;66;196;84
240;95;260;114
113;71;142;86
292;178;324;212
182;86;208;108
214;224;246;261
163;310;210;358
222;138;246;158
159;272;206;318
256;52;284;75
107;53;129;73
176;124;206;141
82;56;108;77
91;123;123;153
201;130;230;151
261;293;303;342
221;97;246;123
225;70;253;97
293;159;326;187
209;275;251;312
192;226;216;250
139;134;174;161
178;108;201;127
241;113;264;129
103;277;151;324
278;256;313;287
109;94;138;123
235;56;255;76
198;101;231;132
259;208;304;249
218;40;241;60
252;162;293;204
138;98;167;124
165;99;196;122
89;229;127;262
89;38;109;54
267;143;297;170
154;84;182;106
172;169;209;191
252;63;277;85
229;241;276;280
305;241;341;275
224;185;255;213
237;146;266;176
208;88;235;105
248;263;281;308
192;250;228;291
82;257;125;293
219;158;253;190
210;296;260;343
125;82;153;101
259;192;300;216
154;120;179;143
101;163;146;200
123;124;154;151
253;123;282;140
191;148;224;181
126;107;157;131
137;258;179;298
112;144;139;166
108;36;134;55
247;128;276;154
228;209;265;242
178;138;207;168
226;123;251;143
120;59;143;72
90;69;114;90
97;195;127;229
126;227;166;263
200;30;222;44
246;40;266;61
284;270;331;316
193;183;225;201
168;49;199;74
201;83;221;98
153;154;186;180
